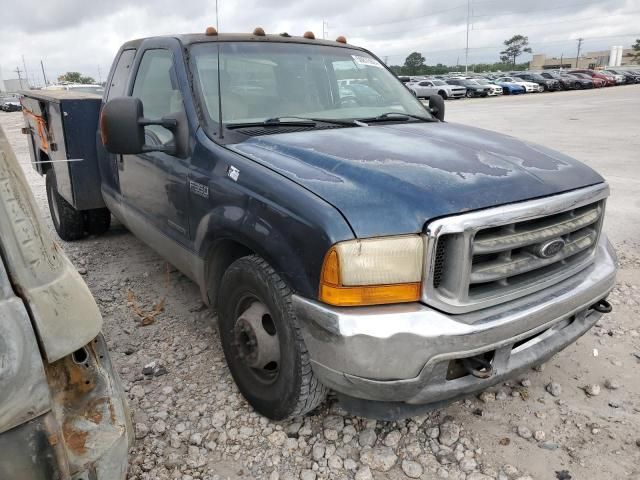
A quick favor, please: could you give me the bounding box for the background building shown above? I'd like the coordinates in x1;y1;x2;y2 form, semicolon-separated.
530;46;638;70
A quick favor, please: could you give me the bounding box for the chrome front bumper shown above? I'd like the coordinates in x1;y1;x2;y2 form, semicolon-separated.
293;236;616;404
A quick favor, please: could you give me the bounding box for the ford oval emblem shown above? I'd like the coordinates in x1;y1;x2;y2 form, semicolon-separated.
536;238;566;259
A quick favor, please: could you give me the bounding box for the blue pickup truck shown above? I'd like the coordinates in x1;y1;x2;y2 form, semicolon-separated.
22;28;617;420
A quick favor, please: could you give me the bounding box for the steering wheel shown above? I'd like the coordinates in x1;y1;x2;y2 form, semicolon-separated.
338;96;360;107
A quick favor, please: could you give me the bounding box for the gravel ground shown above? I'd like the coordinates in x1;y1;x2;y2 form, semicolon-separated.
1;86;639;480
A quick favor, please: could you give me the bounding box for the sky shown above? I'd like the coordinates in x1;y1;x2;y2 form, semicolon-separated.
1;0;639;85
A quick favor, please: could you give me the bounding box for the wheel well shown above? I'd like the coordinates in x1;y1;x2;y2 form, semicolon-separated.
438;90;446;96
205;239;255;307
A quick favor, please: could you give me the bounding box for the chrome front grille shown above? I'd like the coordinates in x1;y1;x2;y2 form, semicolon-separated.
422;184;609;314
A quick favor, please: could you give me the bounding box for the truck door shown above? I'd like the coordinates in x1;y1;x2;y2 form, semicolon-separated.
119;47;191;245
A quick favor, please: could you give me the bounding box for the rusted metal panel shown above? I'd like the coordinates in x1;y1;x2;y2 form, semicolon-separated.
45;335;132;479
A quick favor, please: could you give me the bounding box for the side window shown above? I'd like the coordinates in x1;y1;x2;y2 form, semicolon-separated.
107;49;136;101
132;49;184;145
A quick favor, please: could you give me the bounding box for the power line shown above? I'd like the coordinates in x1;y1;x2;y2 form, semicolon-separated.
473;10;640;30
472;0;602;18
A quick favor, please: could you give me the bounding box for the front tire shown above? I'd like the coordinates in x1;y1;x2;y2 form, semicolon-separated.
438;90;448;100
46;169;86;241
217;255;328;419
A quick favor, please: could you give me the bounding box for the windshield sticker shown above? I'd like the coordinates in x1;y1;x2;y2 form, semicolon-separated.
351;55;383;68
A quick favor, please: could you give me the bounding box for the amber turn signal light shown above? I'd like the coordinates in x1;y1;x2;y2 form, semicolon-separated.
318;247;421;306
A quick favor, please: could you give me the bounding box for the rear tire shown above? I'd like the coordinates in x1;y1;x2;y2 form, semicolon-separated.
46;170;86;241
85;208;111;235
217;255;328;419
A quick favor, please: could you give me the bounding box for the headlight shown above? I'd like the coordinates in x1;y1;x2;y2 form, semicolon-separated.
319;235;424;306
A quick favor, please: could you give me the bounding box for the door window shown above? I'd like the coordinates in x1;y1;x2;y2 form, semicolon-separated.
132;49;184;145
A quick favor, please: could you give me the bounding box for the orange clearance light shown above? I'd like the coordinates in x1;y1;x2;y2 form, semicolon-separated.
336;35;347;44
205;26;218;36
303;31;316;39
99;109;108;145
318;247;421;307
253;27;266;36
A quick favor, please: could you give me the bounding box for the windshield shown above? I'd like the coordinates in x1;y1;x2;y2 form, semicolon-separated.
431;80;447;86
190;42;430;125
463;80;479;85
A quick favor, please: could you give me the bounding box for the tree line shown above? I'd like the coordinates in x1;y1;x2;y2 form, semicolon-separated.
390;34;534;75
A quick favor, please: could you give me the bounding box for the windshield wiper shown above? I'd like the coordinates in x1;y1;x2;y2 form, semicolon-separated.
226;116;360;129
357;112;436;123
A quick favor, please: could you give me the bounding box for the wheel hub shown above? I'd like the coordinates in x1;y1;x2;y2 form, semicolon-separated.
234;301;280;374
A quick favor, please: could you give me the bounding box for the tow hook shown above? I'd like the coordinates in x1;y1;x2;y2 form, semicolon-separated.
591;298;612;314
461;355;494;379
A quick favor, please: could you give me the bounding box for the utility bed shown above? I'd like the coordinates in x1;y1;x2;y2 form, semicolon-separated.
21;90;105;210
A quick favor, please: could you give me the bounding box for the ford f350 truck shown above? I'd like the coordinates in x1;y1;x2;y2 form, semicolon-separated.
21;28;617;420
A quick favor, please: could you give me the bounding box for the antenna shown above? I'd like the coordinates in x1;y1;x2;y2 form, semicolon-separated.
216;0;224;139
40;59;49;86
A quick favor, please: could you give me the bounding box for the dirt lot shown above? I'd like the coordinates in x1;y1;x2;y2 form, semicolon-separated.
1;85;639;480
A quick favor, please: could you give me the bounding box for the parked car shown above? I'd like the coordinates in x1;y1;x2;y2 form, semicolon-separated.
570;69;615;86
397;76;411;83
569;72;605;88
561;72;604;88
22;29;617;421
541;72;586;90
491;79;526;95
495;76;541;93
621;70;640;83
445;78;491;97
472;78;503;96
0;98;22;112
512;72;561;91
603;69;637;84
0;125;132;478
600;70;625;85
408;79;466;99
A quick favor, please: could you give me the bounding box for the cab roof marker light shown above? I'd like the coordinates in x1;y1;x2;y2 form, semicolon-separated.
205;26;218;36
303;31;316;39
253;27;266;36
336;36;347;44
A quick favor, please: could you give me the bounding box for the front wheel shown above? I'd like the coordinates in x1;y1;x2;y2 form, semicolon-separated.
217;255;328;419
438;90;448;100
465;90;473;98
46;169;86;241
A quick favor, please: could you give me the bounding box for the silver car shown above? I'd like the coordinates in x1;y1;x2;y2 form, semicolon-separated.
408;79;466;99
0;124;132;479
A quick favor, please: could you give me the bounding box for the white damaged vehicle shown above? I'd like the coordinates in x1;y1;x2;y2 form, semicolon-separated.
0;125;132;479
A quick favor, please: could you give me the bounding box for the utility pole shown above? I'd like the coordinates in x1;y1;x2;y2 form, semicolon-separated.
97;65;102;84
322;19;329;40
465;0;471;73
40;59;49;86
575;38;583;68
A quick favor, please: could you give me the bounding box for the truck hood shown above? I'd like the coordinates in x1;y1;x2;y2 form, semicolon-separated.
229;122;604;238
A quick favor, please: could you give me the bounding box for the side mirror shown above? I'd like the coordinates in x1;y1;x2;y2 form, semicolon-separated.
428;95;445;121
100;97;187;157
